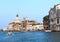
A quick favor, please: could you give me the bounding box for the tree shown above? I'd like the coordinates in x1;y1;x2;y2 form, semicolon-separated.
43;15;49;30
43;15;49;22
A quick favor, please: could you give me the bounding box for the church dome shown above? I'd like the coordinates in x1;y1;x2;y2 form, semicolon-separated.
14;14;22;23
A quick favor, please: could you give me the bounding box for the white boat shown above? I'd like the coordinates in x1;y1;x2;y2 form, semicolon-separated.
45;30;51;32
8;32;12;35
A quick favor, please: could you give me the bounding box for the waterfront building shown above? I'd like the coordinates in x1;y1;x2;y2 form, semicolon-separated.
27;23;44;31
49;4;60;31
8;14;22;31
3;27;8;31
6;14;41;32
43;21;48;30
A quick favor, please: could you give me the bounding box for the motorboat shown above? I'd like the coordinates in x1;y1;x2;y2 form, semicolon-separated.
8;32;12;35
45;30;51;32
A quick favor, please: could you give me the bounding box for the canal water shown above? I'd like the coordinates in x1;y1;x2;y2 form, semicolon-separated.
0;32;60;42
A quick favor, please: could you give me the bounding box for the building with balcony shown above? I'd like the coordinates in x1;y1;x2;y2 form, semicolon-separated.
49;4;60;31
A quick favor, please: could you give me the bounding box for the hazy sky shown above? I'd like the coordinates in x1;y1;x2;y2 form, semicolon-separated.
0;0;60;29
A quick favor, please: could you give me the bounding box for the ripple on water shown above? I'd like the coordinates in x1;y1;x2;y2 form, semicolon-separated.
0;32;60;42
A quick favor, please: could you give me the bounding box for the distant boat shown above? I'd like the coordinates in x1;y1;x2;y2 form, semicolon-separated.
45;30;51;32
8;32;12;35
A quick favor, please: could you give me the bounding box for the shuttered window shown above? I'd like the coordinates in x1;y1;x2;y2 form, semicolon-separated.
57;19;59;24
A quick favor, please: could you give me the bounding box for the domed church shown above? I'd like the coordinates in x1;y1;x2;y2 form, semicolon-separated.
7;14;40;32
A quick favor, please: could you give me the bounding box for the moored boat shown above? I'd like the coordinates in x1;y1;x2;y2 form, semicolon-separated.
8;32;12;35
45;30;51;32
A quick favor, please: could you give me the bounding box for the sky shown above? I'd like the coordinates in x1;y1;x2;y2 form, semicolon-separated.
0;0;60;29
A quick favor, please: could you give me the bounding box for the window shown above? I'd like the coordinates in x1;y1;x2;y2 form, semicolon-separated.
51;18;53;22
57;19;59;24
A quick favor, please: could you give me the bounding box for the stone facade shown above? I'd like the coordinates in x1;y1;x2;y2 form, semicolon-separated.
49;4;60;31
